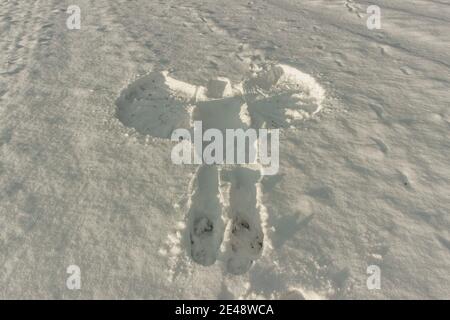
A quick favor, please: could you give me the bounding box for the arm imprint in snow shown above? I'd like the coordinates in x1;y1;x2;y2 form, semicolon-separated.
115;63;326;139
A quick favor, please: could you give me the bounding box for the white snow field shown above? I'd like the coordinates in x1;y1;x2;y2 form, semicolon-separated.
0;0;449;299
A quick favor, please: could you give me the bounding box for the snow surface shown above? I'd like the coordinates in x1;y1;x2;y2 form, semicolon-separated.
0;0;449;299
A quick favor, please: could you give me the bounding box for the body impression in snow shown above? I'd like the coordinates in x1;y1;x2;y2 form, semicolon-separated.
116;63;326;274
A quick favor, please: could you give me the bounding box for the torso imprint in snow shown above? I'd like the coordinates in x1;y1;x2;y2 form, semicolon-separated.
116;63;326;274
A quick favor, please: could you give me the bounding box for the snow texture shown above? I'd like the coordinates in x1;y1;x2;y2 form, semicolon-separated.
0;0;449;299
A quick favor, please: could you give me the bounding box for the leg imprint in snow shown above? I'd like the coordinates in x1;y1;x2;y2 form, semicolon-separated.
115;63;326;272
188;165;224;266
222;167;264;275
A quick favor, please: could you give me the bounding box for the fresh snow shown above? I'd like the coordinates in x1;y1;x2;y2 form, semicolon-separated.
0;0;449;299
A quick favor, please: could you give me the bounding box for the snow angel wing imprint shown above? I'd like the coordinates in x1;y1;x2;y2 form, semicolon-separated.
115;71;201;139
243;64;326;129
